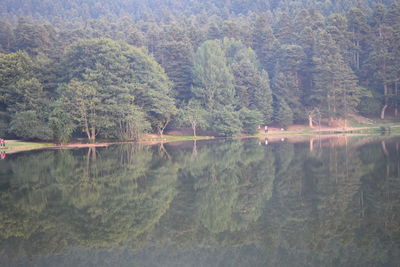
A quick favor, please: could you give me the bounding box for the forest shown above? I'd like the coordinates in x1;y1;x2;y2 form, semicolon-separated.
0;0;399;141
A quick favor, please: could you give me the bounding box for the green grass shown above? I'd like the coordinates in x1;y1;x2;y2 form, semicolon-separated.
2;140;55;153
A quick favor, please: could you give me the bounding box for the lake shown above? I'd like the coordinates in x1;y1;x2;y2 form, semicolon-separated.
0;136;399;267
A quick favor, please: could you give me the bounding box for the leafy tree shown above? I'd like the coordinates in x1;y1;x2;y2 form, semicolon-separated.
49;100;75;144
239;108;263;135
59;80;100;142
0;51;49;139
192;40;235;109
9;110;52;140
224;38;273;123
14;18;46;55
61;38;175;140
178;101;208;137
211;108;241;137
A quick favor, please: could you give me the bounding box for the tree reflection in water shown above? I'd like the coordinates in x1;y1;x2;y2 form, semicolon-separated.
0;137;399;266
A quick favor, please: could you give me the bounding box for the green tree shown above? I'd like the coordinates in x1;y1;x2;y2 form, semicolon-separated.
223;38;273;123
273;96;293;129
61;38;175;140
192;40;235;109
239;108;263;134
364;4;397;119
59;80;100;142
312;30;361;123
0;20;13;52
347;8;370;70
0;51;49;139
252;13;278;73
178;101;208;137
272;45;306;122
14;18;45;55
9;110;52;140
211;108;241;137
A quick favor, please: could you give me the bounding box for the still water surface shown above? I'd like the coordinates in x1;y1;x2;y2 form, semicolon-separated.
0;136;399;267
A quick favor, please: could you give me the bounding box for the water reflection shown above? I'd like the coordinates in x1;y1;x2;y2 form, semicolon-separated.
0;136;399;266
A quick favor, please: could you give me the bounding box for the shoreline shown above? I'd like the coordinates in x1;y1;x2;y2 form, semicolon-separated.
2;124;399;154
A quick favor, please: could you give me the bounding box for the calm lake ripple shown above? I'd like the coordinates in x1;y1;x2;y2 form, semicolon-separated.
0;136;399;267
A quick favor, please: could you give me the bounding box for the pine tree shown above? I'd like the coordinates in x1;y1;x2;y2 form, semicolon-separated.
252;13;278;73
312;30;361;123
223;38;273;123
365;4;396;119
347;8;370;70
272;45;306;121
273;96;293;129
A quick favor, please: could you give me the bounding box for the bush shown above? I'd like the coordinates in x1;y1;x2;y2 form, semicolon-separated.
9;110;52;141
211;108;241;137
273;98;293;129
357;96;381;116
239;108;263;135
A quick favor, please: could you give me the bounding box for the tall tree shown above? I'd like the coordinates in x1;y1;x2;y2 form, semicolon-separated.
272;45;306;122
224;38;273;123
365;4;395;119
192;39;235;109
61;38;175;140
252;13;278;73
312;30;361;124
347;8;369;70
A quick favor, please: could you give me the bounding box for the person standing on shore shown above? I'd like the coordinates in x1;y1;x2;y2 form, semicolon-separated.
264;126;268;133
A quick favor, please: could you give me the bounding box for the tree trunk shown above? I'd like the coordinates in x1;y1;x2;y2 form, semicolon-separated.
381;83;389;119
84;117;91;141
159;119;170;137
90;126;96;143
308;115;313;128
191;121;197;137
381;104;388;120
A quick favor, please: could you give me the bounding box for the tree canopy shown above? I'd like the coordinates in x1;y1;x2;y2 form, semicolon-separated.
0;0;399;141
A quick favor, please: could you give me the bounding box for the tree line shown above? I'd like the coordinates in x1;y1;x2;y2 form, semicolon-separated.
0;1;399;141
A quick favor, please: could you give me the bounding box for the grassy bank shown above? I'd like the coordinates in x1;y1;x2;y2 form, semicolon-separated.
2;140;55;153
2;123;399;154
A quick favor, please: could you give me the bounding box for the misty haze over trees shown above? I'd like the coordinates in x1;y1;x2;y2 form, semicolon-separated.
0;0;399;141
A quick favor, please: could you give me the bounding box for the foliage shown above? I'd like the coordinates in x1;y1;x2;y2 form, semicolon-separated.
273;97;293;129
0;0;399;141
239;108;263;135
178;101;208;137
192;40;235;109
9;110;52;140
357;95;383;116
210;108;241;137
